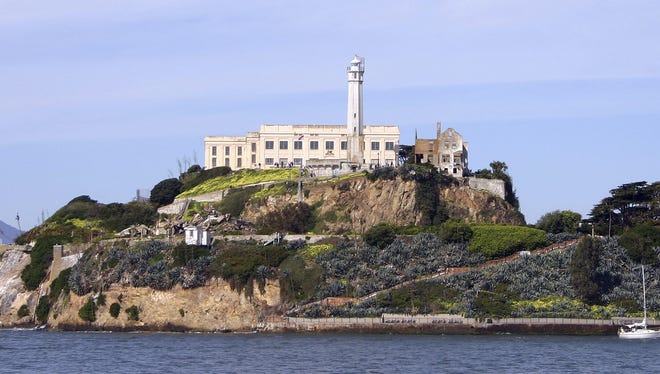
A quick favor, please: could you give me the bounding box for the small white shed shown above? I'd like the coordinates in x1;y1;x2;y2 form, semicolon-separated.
184;226;211;246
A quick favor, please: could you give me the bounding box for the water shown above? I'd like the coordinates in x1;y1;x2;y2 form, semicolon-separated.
1;330;660;373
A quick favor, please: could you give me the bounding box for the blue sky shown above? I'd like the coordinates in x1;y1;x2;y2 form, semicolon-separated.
1;0;659;230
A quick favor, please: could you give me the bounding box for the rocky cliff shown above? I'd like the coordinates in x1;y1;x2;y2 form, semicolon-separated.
241;176;523;233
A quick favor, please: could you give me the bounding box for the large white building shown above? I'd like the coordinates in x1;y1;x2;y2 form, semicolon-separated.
204;56;400;175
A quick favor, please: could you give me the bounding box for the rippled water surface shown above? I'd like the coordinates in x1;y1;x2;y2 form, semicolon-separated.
2;329;660;373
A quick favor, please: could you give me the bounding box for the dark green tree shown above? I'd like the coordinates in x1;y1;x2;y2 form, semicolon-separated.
363;223;397;249
398;144;414;165
150;178;183;207
619;224;660;265
535;210;582;234
78;297;97;322
589;181;657;236
438;221;474;243
570;236;603;304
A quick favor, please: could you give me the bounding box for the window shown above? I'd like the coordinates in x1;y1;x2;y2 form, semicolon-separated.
251;154;256;164
371;141;380;151
237;146;242;156
340;141;347;150
293;158;303;166
325;141;334;150
265;158;274;165
385;159;394;166
442;155;450;163
211;158;217;168
279;141;288;150
225;146;230;156
265;141;274;150
310;141;319;150
294;141;303;150
385;141;394;151
211;146;217;156
237;158;242;168
224;158;230;167
279;158;288;166
371;159;379;165
427;155;433;163
251;142;256;152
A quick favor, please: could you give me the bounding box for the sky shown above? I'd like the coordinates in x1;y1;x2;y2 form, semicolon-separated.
1;0;659;230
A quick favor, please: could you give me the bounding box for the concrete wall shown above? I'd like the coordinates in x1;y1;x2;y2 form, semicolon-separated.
467;177;505;200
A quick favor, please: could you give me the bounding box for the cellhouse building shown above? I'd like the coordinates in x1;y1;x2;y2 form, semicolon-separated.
204;56;400;176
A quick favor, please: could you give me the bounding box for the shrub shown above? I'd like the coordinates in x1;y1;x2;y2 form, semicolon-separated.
256;202;315;234
363;223;397;249
109;302;121;318
35;296;50;324
21;235;68;290
150;178;183;207
217;186;260;217
468;225;548;258
172;244;211;266
78;298;97;322
438;221;474;243
49;268;72;301
125;305;140;321
17;304;30;318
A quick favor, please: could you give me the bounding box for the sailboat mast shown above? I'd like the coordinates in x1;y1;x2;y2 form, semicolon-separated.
642;265;648;322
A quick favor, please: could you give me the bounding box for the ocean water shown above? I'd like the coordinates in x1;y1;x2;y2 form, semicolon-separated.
1;329;660;373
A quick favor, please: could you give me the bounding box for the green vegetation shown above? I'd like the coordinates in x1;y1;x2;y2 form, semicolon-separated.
589;181;658;236
78;297;98;322
299;243;334;260
17;304;30;318
21;235;67;290
375;282;459;314
363;223;397;249
279;255;323;303
619;224;660;265
570;236;605;304
438;221;474;243
256;202;314;234
125;305;140;321
180;166;232;192
109;302;121;318
172;244;211;267
210;242;292;296
178;168;298;198
217;186;260;216
535;210;581;234
471;161;520;208
150;178;183;207
468;225;548;258
35;296;50;324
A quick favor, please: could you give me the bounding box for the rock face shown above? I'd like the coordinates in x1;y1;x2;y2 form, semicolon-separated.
49;279;281;332
0;249;37;327
242;176;524;233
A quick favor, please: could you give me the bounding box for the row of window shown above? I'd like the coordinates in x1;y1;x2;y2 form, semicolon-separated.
210;143;258;157
264;140;395;151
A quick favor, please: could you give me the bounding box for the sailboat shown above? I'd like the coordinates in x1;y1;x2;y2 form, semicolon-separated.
618;265;660;339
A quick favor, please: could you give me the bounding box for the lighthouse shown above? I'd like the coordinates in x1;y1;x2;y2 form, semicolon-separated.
346;55;365;164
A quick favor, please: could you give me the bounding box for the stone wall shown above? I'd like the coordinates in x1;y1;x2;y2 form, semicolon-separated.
467;177;505;200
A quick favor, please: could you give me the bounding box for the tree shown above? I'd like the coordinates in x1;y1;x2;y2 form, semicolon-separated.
438;221;474;243
570;236;603;304
619;224;660;265
150;178;183;207
589;181;657;236
256;202;315;234
535;210;582;234
363;223;397;249
398;144;414;165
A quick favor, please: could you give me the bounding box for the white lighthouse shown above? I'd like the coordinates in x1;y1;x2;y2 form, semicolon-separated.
347;55;365;164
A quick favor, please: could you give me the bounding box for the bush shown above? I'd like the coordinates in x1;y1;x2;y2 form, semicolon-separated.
363;223;397;249
438;221;474;243
78;298;97;322
256;202;315;234
172;244;211;267
21;235;67;290
17;304;30;318
35;296;50;324
150;178;183;207
49;268;72;301
125;305;140;321
468;225;548;258
109;302;121;318
217;186;259;217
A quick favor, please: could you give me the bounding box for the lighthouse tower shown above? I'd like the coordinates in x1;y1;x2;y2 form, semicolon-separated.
346;55;365;164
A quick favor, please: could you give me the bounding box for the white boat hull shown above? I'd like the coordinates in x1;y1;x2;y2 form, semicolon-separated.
618;328;660;339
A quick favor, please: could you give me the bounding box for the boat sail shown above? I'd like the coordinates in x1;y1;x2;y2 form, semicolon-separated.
618;265;660;339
